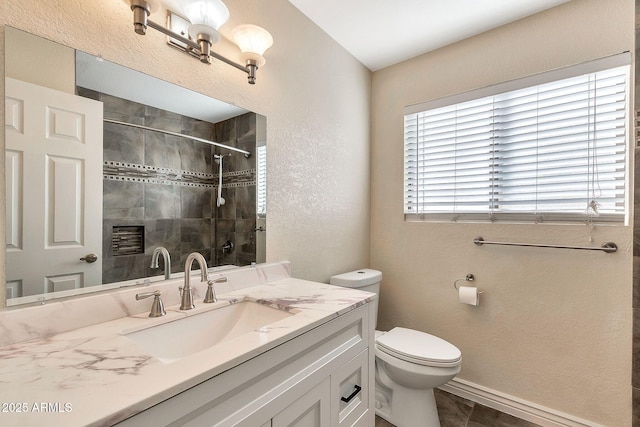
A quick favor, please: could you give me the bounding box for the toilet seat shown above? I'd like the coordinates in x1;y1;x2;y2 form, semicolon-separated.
376;327;461;368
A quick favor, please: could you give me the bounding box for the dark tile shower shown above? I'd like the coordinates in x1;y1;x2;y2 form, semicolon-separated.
77;88;258;284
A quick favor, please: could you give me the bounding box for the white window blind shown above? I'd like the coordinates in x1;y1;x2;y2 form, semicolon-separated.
257;144;266;217
404;55;629;223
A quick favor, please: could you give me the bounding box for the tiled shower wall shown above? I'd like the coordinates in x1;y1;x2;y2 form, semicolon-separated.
77;88;257;284
213;114;258;267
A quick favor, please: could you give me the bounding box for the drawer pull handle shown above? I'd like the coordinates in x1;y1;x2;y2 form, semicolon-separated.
341;385;362;403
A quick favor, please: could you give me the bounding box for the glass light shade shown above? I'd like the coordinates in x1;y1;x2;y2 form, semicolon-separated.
232;24;273;67
180;0;230;43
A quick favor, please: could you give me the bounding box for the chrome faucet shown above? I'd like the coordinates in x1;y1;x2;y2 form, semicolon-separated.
180;252;209;310
150;247;171;280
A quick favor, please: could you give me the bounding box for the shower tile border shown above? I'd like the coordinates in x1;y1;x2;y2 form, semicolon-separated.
104;161;256;188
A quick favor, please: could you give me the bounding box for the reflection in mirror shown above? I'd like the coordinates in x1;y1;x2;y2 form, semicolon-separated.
4;27;266;306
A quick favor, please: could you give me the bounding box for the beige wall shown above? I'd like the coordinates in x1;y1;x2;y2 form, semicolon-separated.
371;0;633;425
5;27;75;93
0;0;371;295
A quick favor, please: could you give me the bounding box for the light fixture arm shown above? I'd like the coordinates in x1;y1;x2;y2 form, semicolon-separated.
146;19;247;72
126;0;265;84
245;59;258;85
129;0;152;35
195;33;214;64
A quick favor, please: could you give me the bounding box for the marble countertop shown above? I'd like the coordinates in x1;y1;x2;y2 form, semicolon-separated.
0;264;374;426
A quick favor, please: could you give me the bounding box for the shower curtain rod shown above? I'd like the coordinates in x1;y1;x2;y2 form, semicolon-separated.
473;237;617;253
104;119;251;158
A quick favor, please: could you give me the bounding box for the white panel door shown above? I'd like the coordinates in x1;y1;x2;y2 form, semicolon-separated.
5;77;103;298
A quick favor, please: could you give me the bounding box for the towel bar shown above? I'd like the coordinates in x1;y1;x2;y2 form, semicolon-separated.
473;237;617;253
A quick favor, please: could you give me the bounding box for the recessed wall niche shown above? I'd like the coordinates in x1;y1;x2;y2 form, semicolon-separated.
111;226;144;256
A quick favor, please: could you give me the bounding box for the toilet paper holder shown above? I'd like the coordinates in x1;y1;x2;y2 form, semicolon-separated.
453;274;484;293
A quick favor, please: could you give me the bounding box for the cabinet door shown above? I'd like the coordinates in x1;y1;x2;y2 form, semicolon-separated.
331;349;369;427
272;378;331;427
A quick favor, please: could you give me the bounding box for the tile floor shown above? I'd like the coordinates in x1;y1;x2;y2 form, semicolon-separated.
374;389;541;427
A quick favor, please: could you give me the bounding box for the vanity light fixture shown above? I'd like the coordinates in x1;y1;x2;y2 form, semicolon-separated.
181;0;229;63
232;24;274;84
123;0;273;84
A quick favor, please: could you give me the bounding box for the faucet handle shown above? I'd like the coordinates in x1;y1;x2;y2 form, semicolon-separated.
203;275;226;303
203;280;218;303
135;290;166;317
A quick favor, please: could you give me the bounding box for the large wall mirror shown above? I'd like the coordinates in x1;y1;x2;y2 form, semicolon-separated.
4;27;267;306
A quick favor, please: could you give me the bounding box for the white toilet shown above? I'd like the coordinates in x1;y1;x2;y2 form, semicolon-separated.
330;269;461;427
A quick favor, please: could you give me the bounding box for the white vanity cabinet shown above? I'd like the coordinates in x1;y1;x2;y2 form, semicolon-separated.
271;349;370;427
116;303;374;427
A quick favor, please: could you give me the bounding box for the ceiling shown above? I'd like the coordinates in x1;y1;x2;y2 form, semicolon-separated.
288;0;570;71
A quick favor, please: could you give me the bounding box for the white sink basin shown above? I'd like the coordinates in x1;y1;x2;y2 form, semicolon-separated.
124;301;293;363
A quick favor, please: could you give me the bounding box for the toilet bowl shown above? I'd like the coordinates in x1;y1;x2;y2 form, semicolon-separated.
375;328;461;426
330;269;462;427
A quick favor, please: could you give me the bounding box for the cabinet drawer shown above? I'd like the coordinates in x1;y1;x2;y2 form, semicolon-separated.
272;378;331;427
331;349;369;427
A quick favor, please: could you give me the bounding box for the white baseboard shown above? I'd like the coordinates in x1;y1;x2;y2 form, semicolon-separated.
438;378;605;427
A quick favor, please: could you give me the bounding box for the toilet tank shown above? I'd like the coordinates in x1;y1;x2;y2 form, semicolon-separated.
329;269;381;327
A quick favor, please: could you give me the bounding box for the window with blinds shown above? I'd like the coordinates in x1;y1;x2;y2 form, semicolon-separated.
256;144;267;217
404;55;630;223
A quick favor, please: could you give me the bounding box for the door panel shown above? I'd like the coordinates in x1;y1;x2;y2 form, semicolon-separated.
5;150;22;250
5;77;103;298
48;155;83;245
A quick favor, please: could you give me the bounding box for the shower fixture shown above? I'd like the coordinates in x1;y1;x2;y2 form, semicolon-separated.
215;154;226;207
222;240;234;254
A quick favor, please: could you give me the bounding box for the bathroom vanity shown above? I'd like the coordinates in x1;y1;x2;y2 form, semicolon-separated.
0;262;376;426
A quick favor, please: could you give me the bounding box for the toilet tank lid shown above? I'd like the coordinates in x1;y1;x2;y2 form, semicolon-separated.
329;269;382;288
